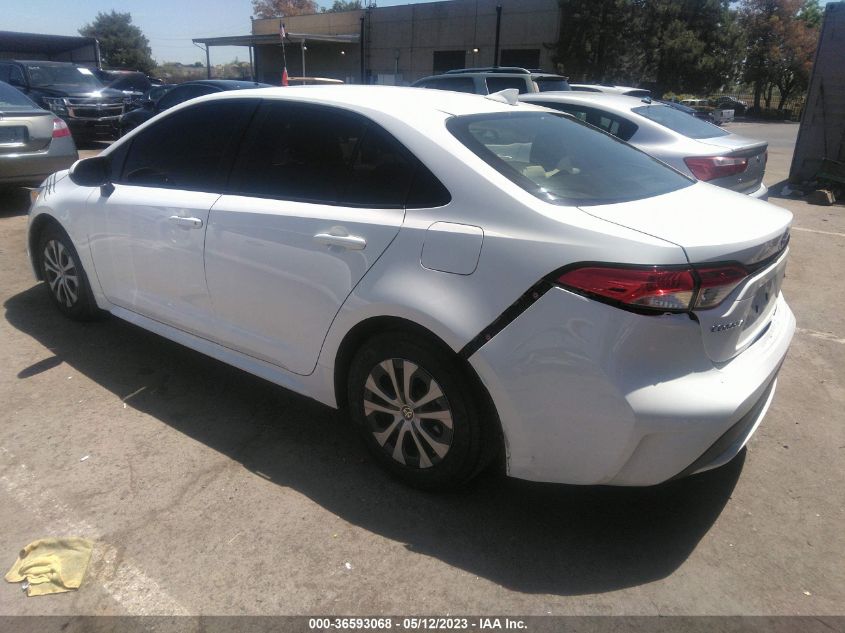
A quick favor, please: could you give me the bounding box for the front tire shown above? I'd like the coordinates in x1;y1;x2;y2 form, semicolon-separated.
38;225;102;321
347;332;494;490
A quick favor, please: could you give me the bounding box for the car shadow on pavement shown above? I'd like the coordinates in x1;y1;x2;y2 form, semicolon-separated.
4;284;743;596
0;188;32;217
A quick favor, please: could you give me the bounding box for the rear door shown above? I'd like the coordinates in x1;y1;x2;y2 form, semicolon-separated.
88;99;257;336
205;101;417;375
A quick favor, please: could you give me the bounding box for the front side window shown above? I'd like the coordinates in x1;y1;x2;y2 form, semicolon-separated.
632;104;728;139
448;112;692;206
118;99;256;191
156;84;217;111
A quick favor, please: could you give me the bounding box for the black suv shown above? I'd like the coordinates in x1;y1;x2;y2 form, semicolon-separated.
412;67;570;95
0;60;125;142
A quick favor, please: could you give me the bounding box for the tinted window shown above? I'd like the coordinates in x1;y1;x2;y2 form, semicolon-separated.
535;78;570;92
632;104;729;139
156;84;217;111
406;165;451;208
0;81;38;109
231;102;366;204
0;65;10;82
525;102;638;141
343;125;416;207
119;100;255;190
9;66;25;87
416;77;475;94
486;77;529;94
448;112;692;206
108;73;152;92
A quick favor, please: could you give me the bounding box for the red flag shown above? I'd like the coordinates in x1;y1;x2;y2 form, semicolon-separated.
281;67;289;86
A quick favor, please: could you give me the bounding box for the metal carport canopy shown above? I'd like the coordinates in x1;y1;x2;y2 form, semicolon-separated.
192;33;359;47
0;30;99;58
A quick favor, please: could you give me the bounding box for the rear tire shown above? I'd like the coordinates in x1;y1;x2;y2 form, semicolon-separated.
347;332;495;490
38;225;103;321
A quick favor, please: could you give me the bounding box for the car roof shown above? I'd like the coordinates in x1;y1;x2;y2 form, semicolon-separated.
207;84;540;117
178;79;270;89
520;91;655;112
7;59;85;67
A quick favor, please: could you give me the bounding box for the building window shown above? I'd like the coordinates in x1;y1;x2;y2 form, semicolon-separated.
500;49;540;69
432;50;467;74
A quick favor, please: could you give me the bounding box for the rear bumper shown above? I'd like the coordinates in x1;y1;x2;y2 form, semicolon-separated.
469;287;795;486
0;140;77;186
747;182;768;200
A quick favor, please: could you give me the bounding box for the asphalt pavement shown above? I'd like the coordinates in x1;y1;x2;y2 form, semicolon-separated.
0;121;842;617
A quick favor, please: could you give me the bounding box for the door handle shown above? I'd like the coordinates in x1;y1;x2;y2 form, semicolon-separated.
313;232;367;250
168;215;203;229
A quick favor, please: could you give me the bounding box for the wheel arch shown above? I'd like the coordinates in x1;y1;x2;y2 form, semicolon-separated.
28;213;66;280
331;315;505;466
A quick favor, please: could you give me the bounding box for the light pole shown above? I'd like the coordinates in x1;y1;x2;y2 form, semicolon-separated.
301;39;307;78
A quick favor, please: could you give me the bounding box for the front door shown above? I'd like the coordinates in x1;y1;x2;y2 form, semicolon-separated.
88;98;257;336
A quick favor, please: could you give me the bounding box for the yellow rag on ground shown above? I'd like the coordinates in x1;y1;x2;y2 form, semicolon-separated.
5;537;93;596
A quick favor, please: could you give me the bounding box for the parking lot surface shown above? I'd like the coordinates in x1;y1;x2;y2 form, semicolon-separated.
0;122;842;616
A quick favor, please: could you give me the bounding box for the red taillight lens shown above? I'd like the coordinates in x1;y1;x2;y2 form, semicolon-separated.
694;264;748;309
52;118;71;138
556;263;749;313
684;156;748;181
556;266;696;311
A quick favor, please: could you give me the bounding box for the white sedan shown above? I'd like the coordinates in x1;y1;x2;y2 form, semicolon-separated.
27;86;794;489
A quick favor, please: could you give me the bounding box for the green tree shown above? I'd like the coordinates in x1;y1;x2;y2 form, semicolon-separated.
322;0;364;11
79;11;155;73
740;0;820;110
252;0;319;18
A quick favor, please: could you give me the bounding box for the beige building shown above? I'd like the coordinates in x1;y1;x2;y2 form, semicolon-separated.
194;0;562;86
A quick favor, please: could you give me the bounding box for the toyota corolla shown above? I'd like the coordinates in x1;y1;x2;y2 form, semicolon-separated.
26;86;794;489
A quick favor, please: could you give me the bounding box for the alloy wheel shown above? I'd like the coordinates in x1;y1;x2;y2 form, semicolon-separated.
43;239;79;308
363;358;454;469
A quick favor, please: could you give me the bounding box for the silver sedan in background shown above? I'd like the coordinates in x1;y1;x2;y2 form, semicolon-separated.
520;92;768;198
0;80;78;189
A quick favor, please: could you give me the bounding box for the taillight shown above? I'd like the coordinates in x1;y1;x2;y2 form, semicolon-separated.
694;264;747;308
556;263;748;313
684;156;748;181
52;118;71;138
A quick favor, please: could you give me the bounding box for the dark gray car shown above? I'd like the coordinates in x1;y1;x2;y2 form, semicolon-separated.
0;80;78;188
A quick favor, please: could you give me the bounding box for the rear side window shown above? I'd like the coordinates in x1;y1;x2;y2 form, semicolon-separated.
230;101;448;208
486;77;529;94
230;102;367;204
535;77;570;92
0;81;37;109
632;104;728;139
118;100;255;191
524;102;638;141
416;77;476;94
448;112;692;206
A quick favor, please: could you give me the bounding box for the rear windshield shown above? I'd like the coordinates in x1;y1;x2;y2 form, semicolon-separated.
448;112;692;206
633;104;729;139
535;77;571;92
0;81;38;109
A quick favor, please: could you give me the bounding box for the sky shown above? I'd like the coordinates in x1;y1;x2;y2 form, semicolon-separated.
1;0;440;66
2;0;837;66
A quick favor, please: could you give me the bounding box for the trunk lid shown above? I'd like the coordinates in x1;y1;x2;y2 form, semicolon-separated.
696;135;768;195
579;182;792;362
0;109;53;154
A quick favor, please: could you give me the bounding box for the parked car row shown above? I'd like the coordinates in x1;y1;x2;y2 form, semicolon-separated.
26;81;793;491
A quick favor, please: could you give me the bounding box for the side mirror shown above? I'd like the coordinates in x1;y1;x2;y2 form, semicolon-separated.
69;156;111;188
